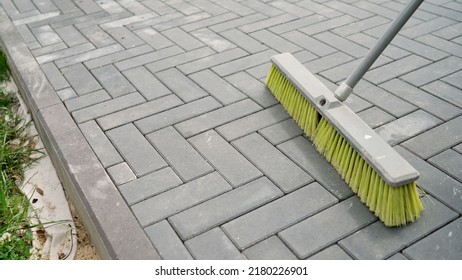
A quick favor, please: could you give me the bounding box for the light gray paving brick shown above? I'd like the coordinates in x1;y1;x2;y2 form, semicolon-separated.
135;96;222;134
32;25;62;46
31;42;67;57
279;196;376;259
105;26;146;49
391;35;449;61
54;25;88;47
250;29;301;53
100;12;159;29
442;70;462;89
238;13;296;33
48;0;79;13
387;253;408;260
307;245;353;260
212;49;277;76
107;162;136;186
278;136;353;199
56;88;77;101
401;56;462;87
91;65;136;98
55;44;125;68
182;12;239;32
79;120;123;168
153;12;212;32
189;130;262;187
381;79;461;121
74;0;103;14
332;15;390;37
35;42;95;64
259;119;303;145
40;62;69;90
219;29;267;54
210;13;267;33
132;172;232;227
178;48;248;75
61;63;101;96
222;183;338;249
403;217;462;260
269;14;325;35
155;68;208;102
339;196;458;259
50;10;122;29
189;70;245;105
145;47;215;74
422;81;462;108
325;0;373;19
320;56;391;83
246;62;272;80
97;94;183;131
144;220;193;260
241;0;283;16
15;24;36;43
190;28;236;52
147;127;213;182
401;115;462;159
216;105;289;141
65;89;111;112
106;123;167;177
126;12;183;30
429;150;462;181
314;32;369;59
357;106;395;129
233;133;313;193
133;28;173;50
433;22;462;40
115;46;183;71
396;146;462;214
269;0;313;17
347;32;409;60
304;51;354;73
119;167;183;206
225;71;277;108
365;55;432;84
79;25;116;48
165;0;202;15
170;177;282;240
33;0;58;13
162;27;205;51
296;0;342;18
401;16;456;39
243;236;298;260
84;45;154;70
122;66;171;100
11;0;36;13
352;0;399;20
454;144;462;154
282;30;336;57
185;228;244;260
299;15;356;36
375;110;442;146
215;0;255;16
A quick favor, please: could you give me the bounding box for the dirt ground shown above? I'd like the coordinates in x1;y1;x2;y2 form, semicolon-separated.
69;202;99;260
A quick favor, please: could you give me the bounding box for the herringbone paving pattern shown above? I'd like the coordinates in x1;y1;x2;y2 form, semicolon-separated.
2;0;462;259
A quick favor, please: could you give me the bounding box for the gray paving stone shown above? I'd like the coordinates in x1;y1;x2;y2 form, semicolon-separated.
73;0;103;14
387;253;409;260
153;12;212;32
259;119;303;145
170;177;282;240
12;0;36;13
146;47;215;74
442;70;462;89
189;130;262;187
106;123;167;177
325;0;373;19
429;150;462;181
147;127;213;182
212;49;277;76
92;65;136;98
279;196;376;259
250;29;301;53
56;88;77;101
222;183;338;249
454;143;462;154
119;167;183;206
185;228;244;260
381;79;461;121
115;45;183;71
299;15;356;36
65;89;111;112
182;12;239;32
307;245;353;260
165;0;201;15
105;26;145;49
125;12;182;31
141;0;176;15
391;35;449;62
402;56;462;87
339;196;458;259
32;25;62;46
233;133;313;193
155;68;208;102
79;120;123;168
225;71;277;108
122;66;171;100
54;25;88;47
190;28;236;52
55;44;125;68
304;51;354;74
132;172;232;227
145;220;193;260
357;107;395;129
239;13;296;33
433;22;462;40
35;42;94;64
79;25;117;48
246;62;273;80
269;0;313;17
346;32;409;60
40;62;69;90
269;14;325;35
401;115;462;159
217;105;289;141
282;30;336;57
133;28;173;50
135;96;222;134
61;63;101;96
241;0;283;16
15;24;37;43
219;28;267;54
118;0;151;14
107;162;136;186
243;236;298;260
314;32;369;59
332;15;390;37
162;27;204;51
84;45;154;70
401;16;456;39
375;110;442;146
178;48;248;75
296;0;342;18
422;81;462;108
31;42;68;57
33;0;58;13
100;12;159;29
97;94;183;131
352;0;399;20
403;217;462;260
365;55;432;84
278;136;353;199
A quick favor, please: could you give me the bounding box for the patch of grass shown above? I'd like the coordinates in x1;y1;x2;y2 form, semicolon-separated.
0;50;9;81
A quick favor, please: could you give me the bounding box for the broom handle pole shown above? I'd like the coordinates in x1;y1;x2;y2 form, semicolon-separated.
335;0;424;101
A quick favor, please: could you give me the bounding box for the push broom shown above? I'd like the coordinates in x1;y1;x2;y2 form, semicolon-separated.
266;0;424;227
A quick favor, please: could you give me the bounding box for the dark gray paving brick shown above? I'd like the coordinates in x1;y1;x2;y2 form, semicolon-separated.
61;63;101;96
40;62;69;90
79;25;117;48
282;31;336;57
190;28;236;52
107;162;136;186
243;236;298;260
189;130;262;187
269;14;325;35
296;0;342;18
219;29;267;54
84;45;155;70
391;35;449;62
250;29;301;53
279;196;376;259
146;47;215;74
156;68;208;102
105;26;145;49
314;32;369;58
358;107;395;129
65;89;111;112
239;13;297;33
402;56;462;87
429;150;462;181
332;15;390;37
147;127;213;182
135;96;222;134
381;79;461;121
339;196;458;259
401;115;462;159
401;16;456;39
299;15;356;36
278;136;353;199
233;133;313;193
106;123;167;177
182;12;239;32
259;119;303;145
97;94;183;131
307;245;353;260
162;27;204;51
403;217;462;260
222;183;338;249
92;65;136;98
212;49;277;76
55;44;125;68
365;55;432;84
119;167;183;206
115;45;183;71
304;51;354;74
442;70;462;89
132;172;232;227
178;48;248;75
185;228;244;260
133;28;173;50
123;66;171;100
175;99;262;138
225;71;277;108
170;177;282;240
79;120;123;168
54;25;88;47
422;81;462;108
145;220;193;260
31;42;68;57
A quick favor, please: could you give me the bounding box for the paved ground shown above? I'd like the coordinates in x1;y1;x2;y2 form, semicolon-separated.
1;0;461;260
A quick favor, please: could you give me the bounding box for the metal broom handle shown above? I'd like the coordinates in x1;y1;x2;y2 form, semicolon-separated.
334;0;424;101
